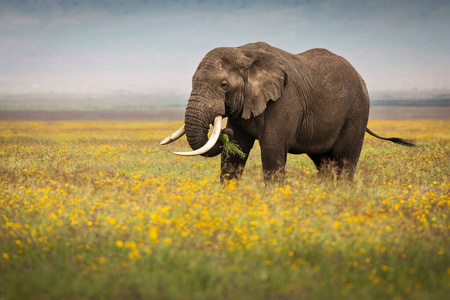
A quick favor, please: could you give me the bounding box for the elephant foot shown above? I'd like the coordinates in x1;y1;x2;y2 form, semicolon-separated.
263;169;285;184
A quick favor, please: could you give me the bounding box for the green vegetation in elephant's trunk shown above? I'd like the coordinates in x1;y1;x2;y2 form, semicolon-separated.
219;133;246;159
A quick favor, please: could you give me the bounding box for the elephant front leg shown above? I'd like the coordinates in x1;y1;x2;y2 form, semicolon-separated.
220;124;255;183
260;144;288;182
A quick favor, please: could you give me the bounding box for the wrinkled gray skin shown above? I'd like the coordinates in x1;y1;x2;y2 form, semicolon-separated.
184;42;413;182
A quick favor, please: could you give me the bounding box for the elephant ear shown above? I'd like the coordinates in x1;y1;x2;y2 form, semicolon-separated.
242;52;286;119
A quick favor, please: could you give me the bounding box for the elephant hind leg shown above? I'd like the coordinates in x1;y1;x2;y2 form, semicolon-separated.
327;117;368;180
308;151;356;179
307;151;343;177
308;152;331;172
308;125;366;180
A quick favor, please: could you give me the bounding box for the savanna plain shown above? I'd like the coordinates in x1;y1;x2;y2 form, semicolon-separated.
0;119;449;300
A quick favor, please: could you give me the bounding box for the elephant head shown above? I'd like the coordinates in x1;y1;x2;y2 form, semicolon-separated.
161;42;286;156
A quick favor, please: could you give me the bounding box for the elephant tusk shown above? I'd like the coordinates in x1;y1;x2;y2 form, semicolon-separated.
160;124;186;145
174;115;222;156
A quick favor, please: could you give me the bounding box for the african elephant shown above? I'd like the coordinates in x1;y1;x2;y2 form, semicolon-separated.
161;42;413;182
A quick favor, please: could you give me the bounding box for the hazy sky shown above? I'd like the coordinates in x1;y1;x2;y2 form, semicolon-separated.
1;0;449;98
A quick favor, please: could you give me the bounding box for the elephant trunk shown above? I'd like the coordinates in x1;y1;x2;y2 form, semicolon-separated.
185;106;210;151
183;95;224;157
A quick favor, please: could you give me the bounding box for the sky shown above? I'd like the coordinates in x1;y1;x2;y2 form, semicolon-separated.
1;0;449;100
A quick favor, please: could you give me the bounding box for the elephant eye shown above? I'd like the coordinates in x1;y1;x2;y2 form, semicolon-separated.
220;81;229;89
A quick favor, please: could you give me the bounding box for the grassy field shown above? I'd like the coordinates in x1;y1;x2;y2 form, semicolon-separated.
0;119;449;299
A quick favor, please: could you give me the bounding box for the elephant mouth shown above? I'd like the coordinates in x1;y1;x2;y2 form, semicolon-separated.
160;115;223;156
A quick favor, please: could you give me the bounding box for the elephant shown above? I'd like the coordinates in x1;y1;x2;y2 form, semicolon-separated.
161;42;414;182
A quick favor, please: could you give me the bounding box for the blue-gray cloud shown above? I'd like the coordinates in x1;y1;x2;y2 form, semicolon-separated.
0;0;449;97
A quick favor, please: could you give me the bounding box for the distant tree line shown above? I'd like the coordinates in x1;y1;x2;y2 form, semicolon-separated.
371;99;450;107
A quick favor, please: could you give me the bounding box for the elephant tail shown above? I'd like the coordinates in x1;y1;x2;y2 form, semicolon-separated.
366;128;415;147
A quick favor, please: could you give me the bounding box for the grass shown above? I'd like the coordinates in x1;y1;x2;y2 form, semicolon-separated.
0;119;449;300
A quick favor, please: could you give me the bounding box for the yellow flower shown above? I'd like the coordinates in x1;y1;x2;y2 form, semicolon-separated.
333;221;342;229
150;227;159;244
106;217;116;225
